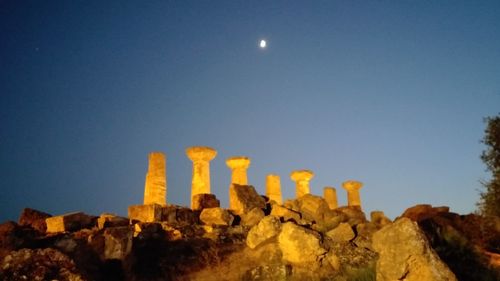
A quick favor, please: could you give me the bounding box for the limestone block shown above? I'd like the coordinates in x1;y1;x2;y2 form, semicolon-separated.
266;174;282;205
186;146;217;208
270;204;301;222
370;211;392;228
326;222;355;242
226;156;251;185
191;193;220;211
229;184;266;215
103;226;133;260
400;204;451;222
296;194;330;224
128;204;162;222
241;207;265;227
372;218;457;281
290;170;314;198
45;212;94;233
323;187;338;210
200;207;234;226
18;208;51;233
278;222;326;264
143;152;167;206
97;213;129;229
337;206;367;226
246;215;282;249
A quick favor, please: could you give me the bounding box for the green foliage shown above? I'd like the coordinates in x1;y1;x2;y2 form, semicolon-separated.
478;114;500;217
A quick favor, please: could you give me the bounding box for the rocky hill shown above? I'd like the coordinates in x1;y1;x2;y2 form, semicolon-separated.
1;191;499;281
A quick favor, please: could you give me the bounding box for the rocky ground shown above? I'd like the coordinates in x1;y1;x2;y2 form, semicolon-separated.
1;188;499;281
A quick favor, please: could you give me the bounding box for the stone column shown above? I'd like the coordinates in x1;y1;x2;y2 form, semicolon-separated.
143;152;167;206
266;174;282;204
226;156;251;185
290;170;314;198
323;187;338;209
342;180;363;208
186;146;217;209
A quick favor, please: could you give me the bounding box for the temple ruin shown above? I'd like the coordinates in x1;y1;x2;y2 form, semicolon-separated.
290;170;315;198
186;146;217;209
143;152;167;206
342;180;363;209
266;174;282;204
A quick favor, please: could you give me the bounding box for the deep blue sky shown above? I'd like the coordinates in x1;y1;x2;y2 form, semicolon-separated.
1;1;499;222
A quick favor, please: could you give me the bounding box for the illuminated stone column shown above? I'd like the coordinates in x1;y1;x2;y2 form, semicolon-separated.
226;156;251;185
266;174;282;204
342;180;363;208
143;152;167;206
186;146;217;209
323;187;338;209
290;170;314;198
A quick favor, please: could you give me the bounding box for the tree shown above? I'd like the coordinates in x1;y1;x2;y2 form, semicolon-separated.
477;114;500;217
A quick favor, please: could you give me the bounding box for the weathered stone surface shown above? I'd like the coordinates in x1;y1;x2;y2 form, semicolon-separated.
128;204;162;222
370;210;392;227
45;212;94;233
290;170;314;198
186;146;217;208
18;208;51;233
242;264;290;281
326;222;355;242
278;222;327;264
143;152;167;206
97;213;129;229
0;221;24;256
372;218;457;281
0;248;84;281
246;216;281;249
295;194;330;223
226;156;251;185
323;187;338;209
265;174;282;205
342;180;363;209
103;226;133;260
270;204;301;222
229;184;266;215
337;206;367;226
200;207;234;226
400;204;450;222
241;207;265;227
192;193;220;210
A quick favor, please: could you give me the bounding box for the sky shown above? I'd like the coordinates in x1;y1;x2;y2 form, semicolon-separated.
1;1;499;222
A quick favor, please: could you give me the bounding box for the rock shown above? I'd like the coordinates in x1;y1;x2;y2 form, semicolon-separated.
97;213;129;229
372;218;457;281
400;204;451;222
0;248;85;281
133;222;165;239
241;208;265;227
45;212;94;233
246;216;281;249
18;208;51;233
278;222;327;264
242;264;291;281
175;207;200;226
295;194;330;223
370;211;392;228
324;252;341;271
326;222;355;242
229;184;266;215
200;207;234;226
192;193;220;210
337;206;367;226
353;222;378;250
270;204;301;222
128;204;162;222
0;221;24;256
103;226;133;260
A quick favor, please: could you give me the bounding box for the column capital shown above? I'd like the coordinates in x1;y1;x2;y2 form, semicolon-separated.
342;180;363;191
186;146;217;162
226;156;251;170
290;170;314;182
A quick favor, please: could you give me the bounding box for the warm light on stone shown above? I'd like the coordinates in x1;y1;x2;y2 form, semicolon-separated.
342;180;363;208
266;174;282;204
226;156;251;185
143;152;167;206
186;146;217;209
323;187;338;209
290;170;314;198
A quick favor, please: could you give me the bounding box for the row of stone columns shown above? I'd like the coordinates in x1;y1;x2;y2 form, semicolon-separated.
141;147;364;210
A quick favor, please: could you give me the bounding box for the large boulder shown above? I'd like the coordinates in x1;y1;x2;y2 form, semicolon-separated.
192;193;220;211
270;204;301;222
229;184;266;215
241;208;265;227
18;208;51;233
370;210;392;228
128;204;162;222
278;222;327;265
326;222;355;243
295;194;330;223
103;226;133;260
200;207;234;226
246;216;281;249
372;218;457;281
97;213;129;229
45;212;94;233
400;204;449;222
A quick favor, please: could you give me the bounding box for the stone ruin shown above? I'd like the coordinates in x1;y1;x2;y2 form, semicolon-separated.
130;146;365;217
